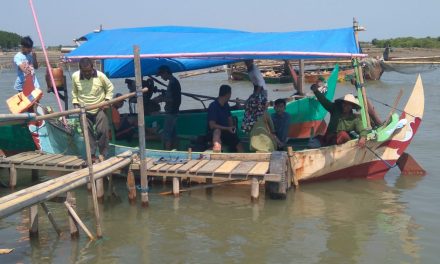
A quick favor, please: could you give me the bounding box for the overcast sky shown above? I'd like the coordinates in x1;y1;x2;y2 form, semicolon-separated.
1;0;439;46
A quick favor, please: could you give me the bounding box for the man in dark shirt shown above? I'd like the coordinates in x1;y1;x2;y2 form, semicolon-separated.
154;65;182;150
207;85;243;152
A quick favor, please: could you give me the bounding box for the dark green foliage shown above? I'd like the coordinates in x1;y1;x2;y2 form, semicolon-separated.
372;37;440;48
0;30;22;50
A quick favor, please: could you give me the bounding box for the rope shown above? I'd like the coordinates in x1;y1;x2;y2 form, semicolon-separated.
367;96;416;118
29;0;67;126
365;145;398;169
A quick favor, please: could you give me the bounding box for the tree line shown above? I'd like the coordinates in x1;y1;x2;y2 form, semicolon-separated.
372;37;440;48
0;30;22;50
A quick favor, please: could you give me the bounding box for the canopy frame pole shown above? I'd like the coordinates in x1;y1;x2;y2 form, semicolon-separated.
353;18;371;129
133;45;149;207
298;60;305;95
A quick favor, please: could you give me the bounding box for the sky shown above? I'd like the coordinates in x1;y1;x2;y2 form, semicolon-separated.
1;0;439;46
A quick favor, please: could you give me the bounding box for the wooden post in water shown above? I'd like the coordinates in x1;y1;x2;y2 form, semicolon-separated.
127;169;136;204
133;45;149;207
251;177;259;202
9;164;16;189
31;169;39;182
186;148;192;187
287;147;299;188
96;178;104;203
66;192;79;238
40;202;62;236
65;201;95;240
29;205;38;238
80;104;103;238
172;177;180;197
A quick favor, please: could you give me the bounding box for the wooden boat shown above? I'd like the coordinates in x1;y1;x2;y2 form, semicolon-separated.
4;24;424;198
0;64;340;155
304;68;355;83
28;67;339;156
30;72;424;185
231;67;354;84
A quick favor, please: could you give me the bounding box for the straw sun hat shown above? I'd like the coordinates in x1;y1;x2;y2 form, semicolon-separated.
335;94;361;110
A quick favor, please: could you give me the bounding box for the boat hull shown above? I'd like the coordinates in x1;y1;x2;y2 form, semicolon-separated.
293;75;424;182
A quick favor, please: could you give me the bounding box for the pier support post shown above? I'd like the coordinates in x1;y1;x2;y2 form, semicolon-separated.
66;192;79;238
9;164;17;189
31;169;39;182
127;169;136;204
96;178;104;203
133;45;149;207
205;178;213;195
65;201;95;240
186;148;192;187
172;177;180;197
251;178;259;202
29;205;39;238
41;202;62;236
80;103;103;238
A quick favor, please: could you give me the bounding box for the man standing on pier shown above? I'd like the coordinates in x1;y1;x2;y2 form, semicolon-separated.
72;57;114;162
13;36;40;92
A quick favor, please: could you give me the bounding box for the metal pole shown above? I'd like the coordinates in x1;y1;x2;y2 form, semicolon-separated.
80;104;103;238
133;45;149;207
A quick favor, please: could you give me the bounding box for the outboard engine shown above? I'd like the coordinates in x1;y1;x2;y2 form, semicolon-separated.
125;78;161;114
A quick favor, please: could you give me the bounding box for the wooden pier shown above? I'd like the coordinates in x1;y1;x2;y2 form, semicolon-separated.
0;151;86;188
128;151;291;200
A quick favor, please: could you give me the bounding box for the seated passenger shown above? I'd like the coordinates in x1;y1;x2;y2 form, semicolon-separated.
310;81;367;147
111;93;137;141
271;98;291;149
207;85;244;152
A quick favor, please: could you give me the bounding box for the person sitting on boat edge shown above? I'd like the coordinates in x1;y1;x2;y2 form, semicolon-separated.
310;81;367;148
271;98;291;150
207;85;244;153
152;65;182;150
72;57;114;162
13;36;40;92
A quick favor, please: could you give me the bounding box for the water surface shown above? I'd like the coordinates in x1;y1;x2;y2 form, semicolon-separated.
0;68;439;263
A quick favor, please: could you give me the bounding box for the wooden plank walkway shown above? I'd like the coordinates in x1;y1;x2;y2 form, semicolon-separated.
131;158;280;182
0;151;86;171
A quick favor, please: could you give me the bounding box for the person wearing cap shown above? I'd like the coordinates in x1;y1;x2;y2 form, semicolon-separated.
111;93;137;141
207;84;244;152
72;57;114;161
152;65;181;150
13;36;39;92
311;80;367;147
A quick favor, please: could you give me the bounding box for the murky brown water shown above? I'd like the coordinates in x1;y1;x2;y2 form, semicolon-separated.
1;67;439;263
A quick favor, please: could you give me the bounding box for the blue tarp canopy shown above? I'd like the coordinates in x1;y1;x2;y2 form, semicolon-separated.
66;26;364;78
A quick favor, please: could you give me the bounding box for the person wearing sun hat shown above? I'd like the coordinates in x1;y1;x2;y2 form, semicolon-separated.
310;80;367;147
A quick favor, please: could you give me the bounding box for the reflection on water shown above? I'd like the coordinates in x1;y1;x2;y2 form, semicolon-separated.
0;69;439;263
